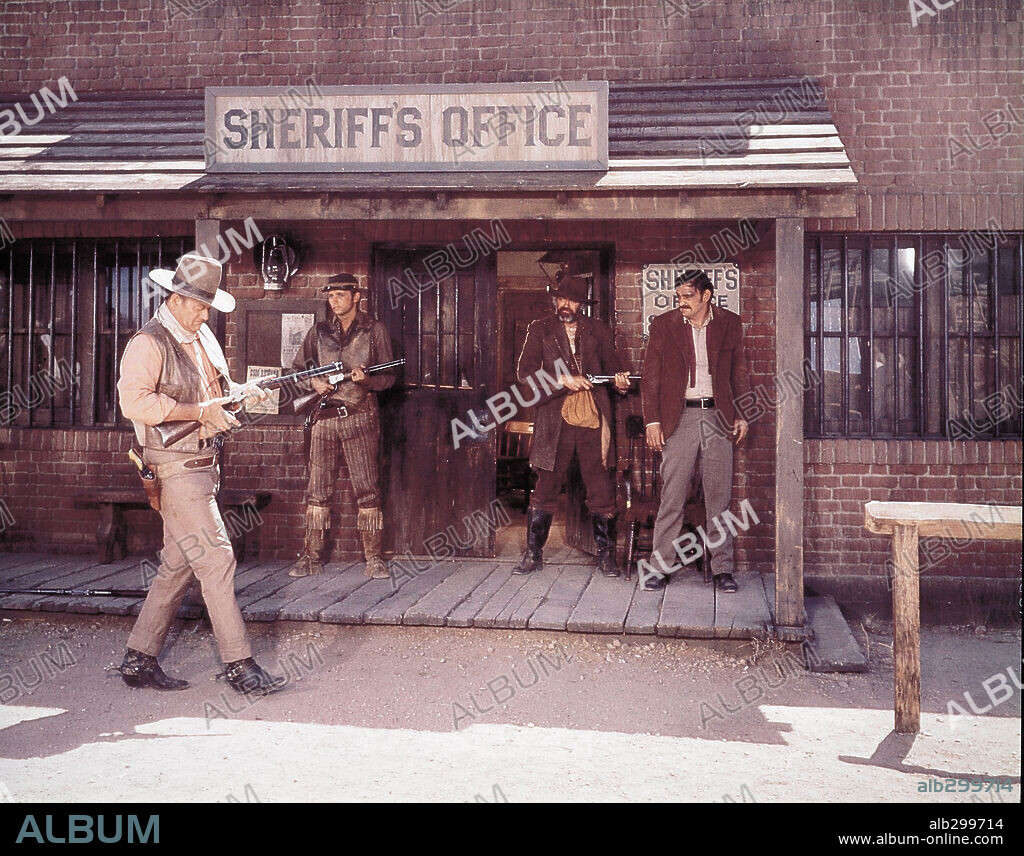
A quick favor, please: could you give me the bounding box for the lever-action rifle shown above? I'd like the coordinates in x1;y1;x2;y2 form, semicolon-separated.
155;358;405;447
585;373;642;385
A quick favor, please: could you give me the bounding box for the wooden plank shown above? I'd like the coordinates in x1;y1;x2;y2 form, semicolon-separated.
0;554;74;580
243;568;337;622
805;596;869;673
623;578;663;635
495;566;563;629
318;576;401;625
892;524;921;734
775;217;806;629
712;573;772;639
470;572;534;629
865;501;1022;540
760;573;777;626
364;562;461;625
656;571;715;638
275;564;365;622
446;565;516;627
0;558;99;610
528;565;592;631
235;561;292;613
32;558;141;613
402;561;499;626
566;572;634;634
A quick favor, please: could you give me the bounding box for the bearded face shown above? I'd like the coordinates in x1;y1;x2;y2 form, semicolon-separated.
555;296;581;323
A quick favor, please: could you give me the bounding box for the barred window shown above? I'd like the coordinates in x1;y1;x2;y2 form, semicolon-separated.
805;232;1022;439
1;237;191;428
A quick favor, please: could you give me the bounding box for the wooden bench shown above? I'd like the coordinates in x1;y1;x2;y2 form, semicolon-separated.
864;501;1022;734
74;489;273;564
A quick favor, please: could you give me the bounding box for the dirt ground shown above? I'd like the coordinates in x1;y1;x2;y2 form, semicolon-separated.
0;610;1019;803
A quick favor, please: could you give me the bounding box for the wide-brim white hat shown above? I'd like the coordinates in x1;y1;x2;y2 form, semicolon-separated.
149;252;235;313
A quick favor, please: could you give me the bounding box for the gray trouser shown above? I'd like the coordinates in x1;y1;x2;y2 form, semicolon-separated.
651;408;735;576
128;447;252;663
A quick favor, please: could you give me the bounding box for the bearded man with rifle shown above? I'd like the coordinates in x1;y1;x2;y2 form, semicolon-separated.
115;252;285;696
287;273;397;579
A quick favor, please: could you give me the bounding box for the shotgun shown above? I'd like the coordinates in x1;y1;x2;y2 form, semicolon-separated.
155;358;405;447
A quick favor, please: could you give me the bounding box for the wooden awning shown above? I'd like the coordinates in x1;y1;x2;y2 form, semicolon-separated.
1;79;856;194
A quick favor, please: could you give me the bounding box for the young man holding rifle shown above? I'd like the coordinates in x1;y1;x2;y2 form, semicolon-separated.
288;273;396;579
115;252;285;695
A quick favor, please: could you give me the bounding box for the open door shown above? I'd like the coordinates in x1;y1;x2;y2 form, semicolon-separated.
375;247;498;558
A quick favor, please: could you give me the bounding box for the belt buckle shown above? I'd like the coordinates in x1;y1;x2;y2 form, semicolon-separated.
336;405;349;419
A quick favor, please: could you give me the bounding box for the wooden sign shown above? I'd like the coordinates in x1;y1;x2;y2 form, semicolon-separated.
641;263;740;338
205;83;608;172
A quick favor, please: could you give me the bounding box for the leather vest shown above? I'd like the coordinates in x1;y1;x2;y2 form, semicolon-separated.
313;314;376;411
132;318;227;453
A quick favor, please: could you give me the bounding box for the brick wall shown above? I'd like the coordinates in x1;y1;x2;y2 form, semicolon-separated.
805;438;1023;578
1;0;1021;225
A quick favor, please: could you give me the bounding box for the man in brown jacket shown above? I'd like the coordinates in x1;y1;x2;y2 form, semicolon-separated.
512;276;631;577
641;269;750;592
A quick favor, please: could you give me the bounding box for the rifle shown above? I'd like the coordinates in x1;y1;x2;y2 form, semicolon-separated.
0;587;148;598
155;358;405;447
585;373;642;385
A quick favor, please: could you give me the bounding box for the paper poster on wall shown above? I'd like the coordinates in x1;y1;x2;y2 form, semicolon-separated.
281;313;314;367
245;366;281;415
640;263;740;338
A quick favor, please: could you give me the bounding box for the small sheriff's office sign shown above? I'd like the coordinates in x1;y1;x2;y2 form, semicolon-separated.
205;82;608;172
641;263;740;338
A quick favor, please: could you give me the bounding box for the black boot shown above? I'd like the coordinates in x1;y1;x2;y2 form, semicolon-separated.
593;515;620;577
119;648;189;691
512;508;553;575
224;658;287;697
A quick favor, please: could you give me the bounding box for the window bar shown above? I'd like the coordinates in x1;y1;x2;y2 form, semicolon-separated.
916;236;925;437
417;273;424;387
435;275;442;387
136;240;142;330
5;248;13;397
113;239;121;427
867;238;875;435
941;237;950;438
890;236;899;437
816;236;824;434
1018;239;1024;438
453;275;460;388
841;237;849;436
70;241;78;425
966;238;975;433
89;242;98;426
48;241;56;427
991;242;1000;437
26;242;35;427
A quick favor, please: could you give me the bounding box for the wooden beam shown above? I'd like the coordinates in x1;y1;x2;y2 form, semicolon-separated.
774;217;805;629
891;523;920;734
3;189;857;223
865;501;1023;540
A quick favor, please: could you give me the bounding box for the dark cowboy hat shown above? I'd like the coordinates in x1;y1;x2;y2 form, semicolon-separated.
149;252;234;313
320;273;362;293
551;275;595;305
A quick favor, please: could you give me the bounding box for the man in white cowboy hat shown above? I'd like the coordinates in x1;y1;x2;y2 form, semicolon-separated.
115;251;285;696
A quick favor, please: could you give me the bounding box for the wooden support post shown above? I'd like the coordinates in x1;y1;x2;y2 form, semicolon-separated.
774;217;805;629
195;219;220;257
891;523;920;733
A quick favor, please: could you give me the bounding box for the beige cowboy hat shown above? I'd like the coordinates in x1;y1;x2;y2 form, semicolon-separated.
148;252;235;313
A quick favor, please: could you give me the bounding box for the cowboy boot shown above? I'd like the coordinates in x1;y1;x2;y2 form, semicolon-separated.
512;508;553;575
118;647;189;691
287;527;326;577
361;529;389;579
224;657;287;697
593;515;620;577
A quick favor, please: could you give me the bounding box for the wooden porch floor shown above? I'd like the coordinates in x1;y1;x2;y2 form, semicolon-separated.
0;547;777;639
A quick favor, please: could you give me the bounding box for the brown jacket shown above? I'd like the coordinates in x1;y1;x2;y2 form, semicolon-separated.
516;313;626;471
641;306;749;440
